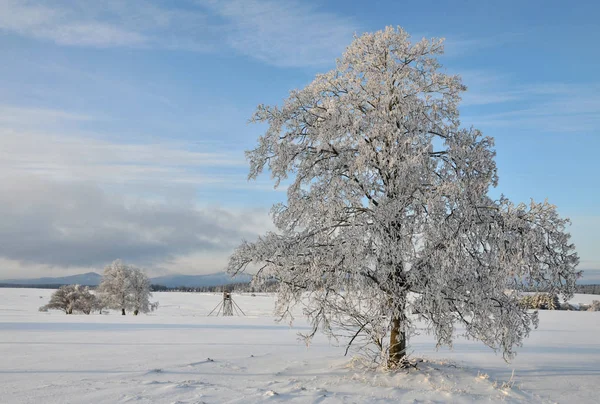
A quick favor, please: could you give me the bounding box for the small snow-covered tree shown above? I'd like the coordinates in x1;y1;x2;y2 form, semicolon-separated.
93;292;109;314
97;260;157;315
98;260;133;315
228;27;580;367
41;284;87;314
73;286;97;315
129;267;154;315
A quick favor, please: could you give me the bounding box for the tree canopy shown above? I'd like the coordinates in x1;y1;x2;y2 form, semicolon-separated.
40;284;96;315
228;27;580;367
98;260;155;316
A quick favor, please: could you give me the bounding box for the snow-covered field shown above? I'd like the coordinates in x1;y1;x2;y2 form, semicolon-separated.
1;289;599;403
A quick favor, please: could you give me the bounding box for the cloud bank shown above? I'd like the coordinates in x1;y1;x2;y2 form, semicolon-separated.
0;107;276;278
0;174;273;277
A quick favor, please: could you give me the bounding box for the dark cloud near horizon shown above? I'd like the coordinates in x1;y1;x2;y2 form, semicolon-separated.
0;176;268;269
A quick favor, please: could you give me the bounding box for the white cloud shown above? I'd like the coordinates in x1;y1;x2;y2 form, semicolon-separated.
0;105;94;125
201;0;356;67
464;95;600;133
0;102;288;194
0;0;358;67
456;70;600;133
441;32;524;58
455;70;518;106
0;127;246;186
44;22;146;47
0;0;147;46
0;104;249;185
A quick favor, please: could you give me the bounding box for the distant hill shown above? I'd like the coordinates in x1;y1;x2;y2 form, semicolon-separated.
1;272;103;286
0;271;252;288
579;269;600;285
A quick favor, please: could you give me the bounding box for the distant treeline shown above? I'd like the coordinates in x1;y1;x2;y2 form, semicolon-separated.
0;280;279;293
575;284;600;295
0;282;247;291
5;281;597;295
148;283;248;292
521;284;600;295
150;280;279;293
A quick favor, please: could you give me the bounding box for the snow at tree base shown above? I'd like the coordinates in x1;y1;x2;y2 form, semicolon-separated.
228;27;580;368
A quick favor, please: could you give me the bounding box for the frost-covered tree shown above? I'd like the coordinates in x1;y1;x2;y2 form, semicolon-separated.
41;284;90;314
98;260;134;315
73;286;97;315
228;27;580;367
93;292;109;314
97;260;157;315
129;267;153;315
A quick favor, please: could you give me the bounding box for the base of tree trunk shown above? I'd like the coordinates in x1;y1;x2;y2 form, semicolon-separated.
388;357;423;370
388;315;407;368
121;309;126;315
387;357;413;369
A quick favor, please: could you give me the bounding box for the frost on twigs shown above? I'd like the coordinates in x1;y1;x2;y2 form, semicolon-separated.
228;26;580;368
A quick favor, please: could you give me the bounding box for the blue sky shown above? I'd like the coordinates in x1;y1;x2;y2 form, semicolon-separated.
0;0;598;280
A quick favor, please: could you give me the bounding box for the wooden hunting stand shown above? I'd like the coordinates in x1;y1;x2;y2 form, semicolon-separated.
208;291;246;316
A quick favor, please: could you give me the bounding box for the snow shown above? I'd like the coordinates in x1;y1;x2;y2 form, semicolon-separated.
1;289;599;403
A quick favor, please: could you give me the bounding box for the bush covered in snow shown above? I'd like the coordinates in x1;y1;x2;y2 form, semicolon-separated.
559;302;577;311
40;284;97;314
588;300;600;312
520;293;560;310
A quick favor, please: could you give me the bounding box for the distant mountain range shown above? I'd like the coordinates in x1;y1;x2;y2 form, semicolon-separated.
0;271;253;288
1;272;103;286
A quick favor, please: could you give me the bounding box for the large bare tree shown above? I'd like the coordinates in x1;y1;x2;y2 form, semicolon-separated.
228;27;580;368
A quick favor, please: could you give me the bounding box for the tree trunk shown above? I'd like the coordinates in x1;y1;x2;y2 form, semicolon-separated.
121;308;126;315
388;314;407;368
134;309;139;316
